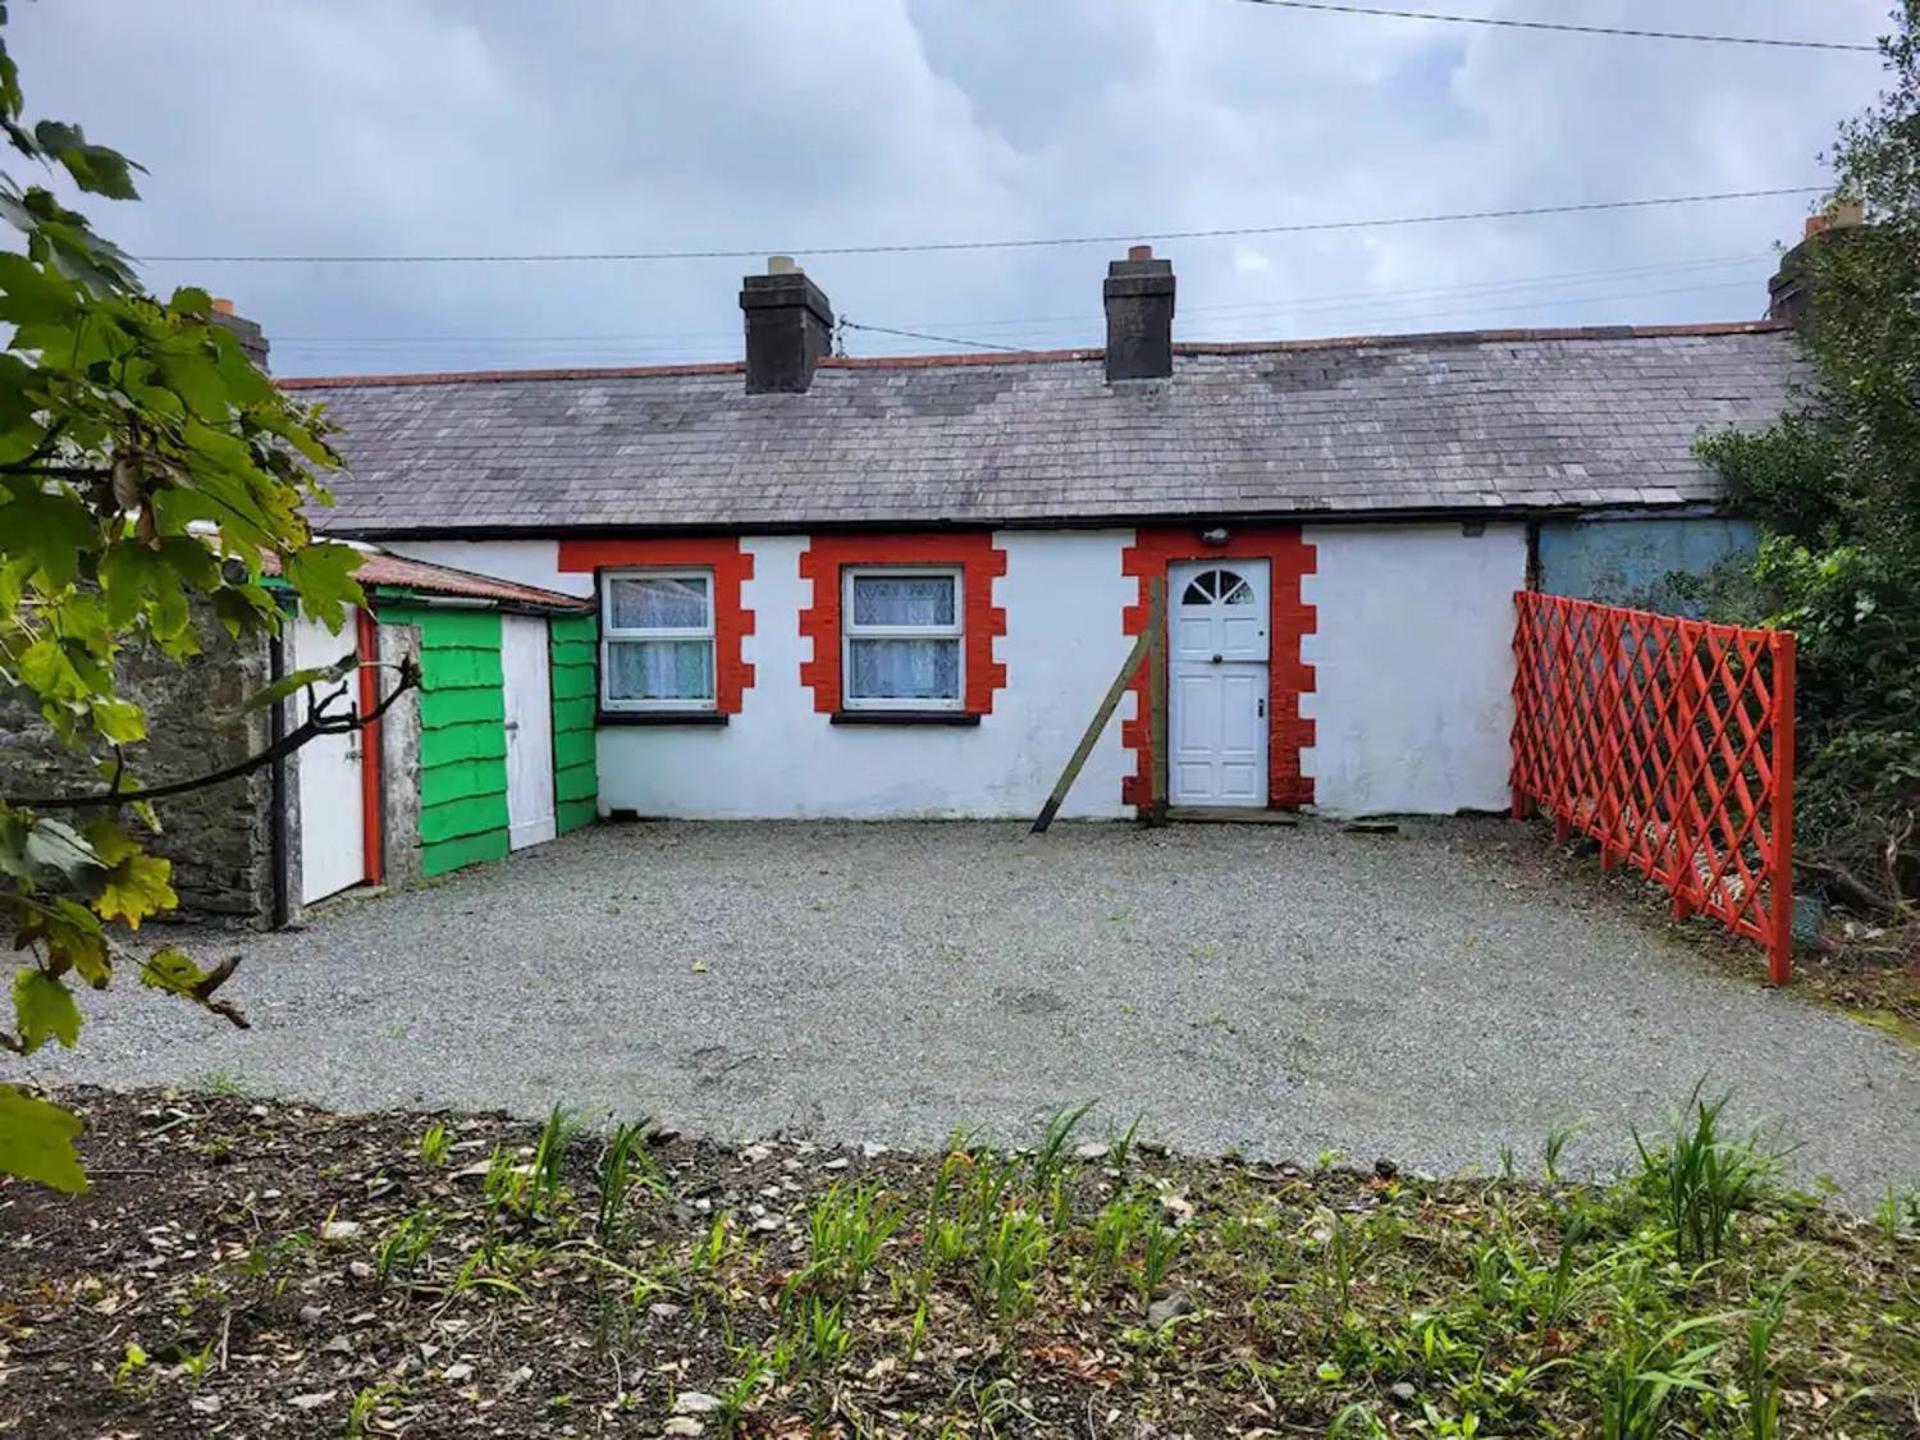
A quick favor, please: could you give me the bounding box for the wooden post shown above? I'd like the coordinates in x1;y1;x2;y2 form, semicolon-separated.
1031;587;1162;834
1148;575;1170;825
1769;631;1796;985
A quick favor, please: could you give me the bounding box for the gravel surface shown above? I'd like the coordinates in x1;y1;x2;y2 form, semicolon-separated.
20;819;1920;1199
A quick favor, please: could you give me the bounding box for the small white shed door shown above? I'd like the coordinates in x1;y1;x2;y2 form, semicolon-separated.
1169;561;1270;807
290;612;366;904
501;615;557;850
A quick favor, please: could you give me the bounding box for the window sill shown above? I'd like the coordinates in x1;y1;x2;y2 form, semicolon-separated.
597;711;729;727
831;710;981;727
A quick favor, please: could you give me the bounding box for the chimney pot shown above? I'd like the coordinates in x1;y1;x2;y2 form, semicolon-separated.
740;262;834;393
208;297;270;372
1103;247;1176;382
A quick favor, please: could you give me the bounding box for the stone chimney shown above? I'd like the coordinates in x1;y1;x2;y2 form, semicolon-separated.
210;297;270;373
1104;245;1175;382
1768;203;1865;328
740;256;834;394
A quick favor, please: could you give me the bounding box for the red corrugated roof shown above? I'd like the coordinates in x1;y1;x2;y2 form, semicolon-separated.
262;548;589;610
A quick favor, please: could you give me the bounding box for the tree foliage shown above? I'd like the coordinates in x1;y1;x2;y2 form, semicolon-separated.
0;5;368;1188
1694;2;1920;916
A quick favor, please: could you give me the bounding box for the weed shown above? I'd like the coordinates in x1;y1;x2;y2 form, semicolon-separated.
1543;1118;1582;1184
978;1206;1050;1321
530;1104;580;1214
417;1122;450;1168
801;1182;902;1295
1329;1402;1391;1438
1089;1194;1151;1277
1497;1144;1517;1182
196;1069;249;1096
1030;1099;1097;1201
112;1341;147;1389
1742;1272;1793;1440
1141;1222;1184;1301
594;1118;657;1244
174;1337;215;1388
906;1298;928;1368
718;1342;772;1432
1595;1314;1725;1440
1873;1181;1919;1241
1107;1110;1147;1170
375;1205;441;1283
1632;1085;1778;1263
346;1382;402;1438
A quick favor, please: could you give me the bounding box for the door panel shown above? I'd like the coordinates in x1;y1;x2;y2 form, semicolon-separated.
1168;561;1271;807
502;616;557;850
291;612;366;904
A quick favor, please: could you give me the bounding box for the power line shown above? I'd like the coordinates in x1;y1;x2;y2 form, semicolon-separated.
270;251;1774;349
1232;0;1879;51
141;185;1827;266
839;320;1027;353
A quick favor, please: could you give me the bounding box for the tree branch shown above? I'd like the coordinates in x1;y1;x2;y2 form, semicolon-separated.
4;658;419;809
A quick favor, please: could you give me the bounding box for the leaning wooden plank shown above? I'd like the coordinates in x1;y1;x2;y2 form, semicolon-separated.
1148;575;1170;825
1031;579;1166;834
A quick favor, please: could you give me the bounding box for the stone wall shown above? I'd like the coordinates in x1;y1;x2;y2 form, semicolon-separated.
0;616;277;926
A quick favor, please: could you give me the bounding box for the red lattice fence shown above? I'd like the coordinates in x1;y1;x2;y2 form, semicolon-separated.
1510;593;1797;983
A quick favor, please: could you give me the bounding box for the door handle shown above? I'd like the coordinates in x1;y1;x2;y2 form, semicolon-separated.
1210;653;1224;664
504;720;521;734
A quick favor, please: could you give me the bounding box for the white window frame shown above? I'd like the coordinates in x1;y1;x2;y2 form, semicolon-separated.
600;567;717;713
840;566;966;712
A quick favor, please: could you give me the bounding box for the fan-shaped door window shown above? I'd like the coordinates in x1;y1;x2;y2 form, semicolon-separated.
1181;568;1256;606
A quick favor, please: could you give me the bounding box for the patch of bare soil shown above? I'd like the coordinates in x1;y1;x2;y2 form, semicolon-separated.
4;1087;1918;1437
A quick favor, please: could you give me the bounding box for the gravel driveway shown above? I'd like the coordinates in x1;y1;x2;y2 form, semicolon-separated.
21;820;1920;1199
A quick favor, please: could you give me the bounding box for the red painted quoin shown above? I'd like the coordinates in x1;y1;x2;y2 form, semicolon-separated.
798;532;1009;714
557;537;756;713
1121;525;1317;810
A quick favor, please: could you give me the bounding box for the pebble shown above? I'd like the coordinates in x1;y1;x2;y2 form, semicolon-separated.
673;1392;722;1415
1145;1292;1195;1329
321;1335;354;1355
1391;1381;1418;1401
442;1362;473;1383
1075;1141;1109;1161
861;1141;889;1159
347;1260;374;1280
823;1156;850;1171
649;1302;685;1321
189;1395;222;1415
320;1219;362;1242
740;1144;772;1164
664;1421;704;1438
298;1305;327;1325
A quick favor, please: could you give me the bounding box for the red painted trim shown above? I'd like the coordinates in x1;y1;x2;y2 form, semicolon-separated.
798;533;1008;716
1121;526;1317;812
354;606;384;886
557;537;755;713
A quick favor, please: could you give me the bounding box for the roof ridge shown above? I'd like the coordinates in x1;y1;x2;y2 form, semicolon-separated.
276;319;1791;390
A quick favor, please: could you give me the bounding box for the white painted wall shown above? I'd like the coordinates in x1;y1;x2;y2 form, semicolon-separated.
1300;522;1524;817
383;539;594;599
595;532;1138;819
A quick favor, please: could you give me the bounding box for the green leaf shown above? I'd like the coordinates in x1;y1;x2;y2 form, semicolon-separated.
91;697;145;744
12;967;79;1052
140;946;203;997
0;1084;88;1192
242;662;357;712
280;542;366;632
82;822;175;928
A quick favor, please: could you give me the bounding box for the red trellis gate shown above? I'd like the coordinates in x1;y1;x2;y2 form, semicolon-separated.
1509;593;1797;983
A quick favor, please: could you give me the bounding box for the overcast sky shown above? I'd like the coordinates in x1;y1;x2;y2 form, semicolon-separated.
7;1;1897;376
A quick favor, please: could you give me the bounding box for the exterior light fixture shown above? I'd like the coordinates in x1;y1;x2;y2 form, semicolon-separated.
1200;526;1232;546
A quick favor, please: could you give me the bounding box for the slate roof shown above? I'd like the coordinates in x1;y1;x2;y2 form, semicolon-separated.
284;322;1805;537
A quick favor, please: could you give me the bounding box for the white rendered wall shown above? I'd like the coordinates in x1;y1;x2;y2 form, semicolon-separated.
590;531;1139;820
383;539;594;599
1300;522;1524;817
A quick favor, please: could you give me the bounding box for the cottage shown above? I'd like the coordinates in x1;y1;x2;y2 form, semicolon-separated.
277;249;1802;827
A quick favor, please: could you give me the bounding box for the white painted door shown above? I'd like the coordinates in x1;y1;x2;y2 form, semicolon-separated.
1169;560;1270;807
290;611;367;903
502;615;557;850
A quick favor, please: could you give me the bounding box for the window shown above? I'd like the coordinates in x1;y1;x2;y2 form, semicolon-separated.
1181;568;1255;606
841;568;964;710
601;570;715;711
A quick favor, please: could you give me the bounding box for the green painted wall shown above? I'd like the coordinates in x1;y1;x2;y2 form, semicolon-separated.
386;606;511;876
550;612;599;834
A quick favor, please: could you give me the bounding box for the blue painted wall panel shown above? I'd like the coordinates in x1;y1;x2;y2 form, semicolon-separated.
1537;516;1756;616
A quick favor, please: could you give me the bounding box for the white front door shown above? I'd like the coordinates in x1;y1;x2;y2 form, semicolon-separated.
290;611;367;903
501;615;557;850
1169;560;1270;807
